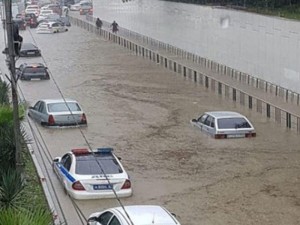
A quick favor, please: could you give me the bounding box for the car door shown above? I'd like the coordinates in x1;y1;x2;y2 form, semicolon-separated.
36;101;47;124
204;116;216;136
29;101;41;121
52;22;60;32
195;114;208;130
58;154;72;185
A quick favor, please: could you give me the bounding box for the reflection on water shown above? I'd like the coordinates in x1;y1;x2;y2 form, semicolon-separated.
94;0;300;93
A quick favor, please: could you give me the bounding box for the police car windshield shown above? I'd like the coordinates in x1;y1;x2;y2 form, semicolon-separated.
75;154;123;175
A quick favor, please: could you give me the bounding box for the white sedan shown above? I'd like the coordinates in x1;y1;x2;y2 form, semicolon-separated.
52;148;133;200
87;205;181;225
190;111;256;139
36;21;68;33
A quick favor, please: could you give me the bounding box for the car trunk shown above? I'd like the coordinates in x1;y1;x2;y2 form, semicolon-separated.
52;111;84;125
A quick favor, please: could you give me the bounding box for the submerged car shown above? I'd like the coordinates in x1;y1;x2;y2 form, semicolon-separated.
28;98;87;127
19;43;41;57
53;147;132;200
190;111;256;139
36;21;68;33
17;63;50;80
87;205;181;225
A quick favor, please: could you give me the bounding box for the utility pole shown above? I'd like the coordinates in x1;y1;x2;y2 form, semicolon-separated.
4;0;22;172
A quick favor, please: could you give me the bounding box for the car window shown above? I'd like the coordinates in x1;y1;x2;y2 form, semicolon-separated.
198;114;208;123
38;102;46;113
203;115;213;126
75;154;123;175
52;23;59;27
208;117;215;128
61;154;72;171
109;216;121;225
47;102;81;112
24;67;46;73
217;117;252;129
33;101;41;110
97;212;113;225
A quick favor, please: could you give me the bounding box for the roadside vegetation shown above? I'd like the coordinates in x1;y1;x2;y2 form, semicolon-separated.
164;0;300;20
0;79;52;225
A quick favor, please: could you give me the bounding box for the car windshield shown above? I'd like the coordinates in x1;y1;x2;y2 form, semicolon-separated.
217;117;251;129
75;154;123;175
24;67;46;73
47;102;81;112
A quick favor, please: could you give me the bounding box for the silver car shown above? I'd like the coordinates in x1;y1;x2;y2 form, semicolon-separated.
191;111;256;139
28;98;87;127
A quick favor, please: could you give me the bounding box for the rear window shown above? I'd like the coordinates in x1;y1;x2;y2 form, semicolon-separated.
24;67;46;73
75;154;123;175
47;102;81;112
217;117;252;129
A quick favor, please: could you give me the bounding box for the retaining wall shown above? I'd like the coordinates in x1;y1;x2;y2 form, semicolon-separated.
70;16;300;133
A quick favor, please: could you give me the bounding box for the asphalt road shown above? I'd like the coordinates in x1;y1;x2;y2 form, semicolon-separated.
1;23;300;225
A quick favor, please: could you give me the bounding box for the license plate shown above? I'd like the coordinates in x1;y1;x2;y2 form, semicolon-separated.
27;52;35;55
93;184;112;190
227;134;245;138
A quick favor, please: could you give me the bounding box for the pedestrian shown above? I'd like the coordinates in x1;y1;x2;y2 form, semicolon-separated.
110;20;119;33
95;17;102;29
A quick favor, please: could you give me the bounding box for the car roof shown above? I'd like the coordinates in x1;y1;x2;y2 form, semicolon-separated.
40;99;78;104
205;111;245;118
113;205;178;225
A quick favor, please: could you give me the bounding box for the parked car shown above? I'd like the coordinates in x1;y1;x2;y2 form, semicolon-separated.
79;6;92;15
37;17;71;27
28;98;87;127
52;147;132;200
37;21;68;33
17;63;50;80
190;111;256;139
70;0;91;11
87;205;181;225
25;4;40;17
37;9;53;21
24;13;38;28
19;43;41;57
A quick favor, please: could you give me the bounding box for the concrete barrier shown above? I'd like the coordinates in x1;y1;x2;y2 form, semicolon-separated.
70;16;300;133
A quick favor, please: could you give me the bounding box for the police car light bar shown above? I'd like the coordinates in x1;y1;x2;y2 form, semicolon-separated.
71;148;90;155
96;147;114;153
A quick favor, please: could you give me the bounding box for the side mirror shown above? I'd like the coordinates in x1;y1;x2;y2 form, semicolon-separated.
171;212;177;218
191;119;197;122
53;157;61;163
117;157;122;160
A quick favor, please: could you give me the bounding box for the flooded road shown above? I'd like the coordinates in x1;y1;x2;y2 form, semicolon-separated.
1;23;300;225
93;0;300;93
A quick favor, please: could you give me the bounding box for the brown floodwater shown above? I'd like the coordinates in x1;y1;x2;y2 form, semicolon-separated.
2;24;299;225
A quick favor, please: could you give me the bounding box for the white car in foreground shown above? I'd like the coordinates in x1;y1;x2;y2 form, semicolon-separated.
53;148;132;200
191;111;256;139
87;205;181;225
36;21;68;33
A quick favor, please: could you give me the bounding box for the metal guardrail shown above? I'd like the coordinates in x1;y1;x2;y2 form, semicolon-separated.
71;15;300;133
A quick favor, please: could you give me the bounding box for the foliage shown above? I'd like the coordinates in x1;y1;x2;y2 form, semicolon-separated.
0;207;52;225
0;80;9;105
0;168;24;209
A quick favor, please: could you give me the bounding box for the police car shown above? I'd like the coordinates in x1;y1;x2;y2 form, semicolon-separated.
52;148;132;200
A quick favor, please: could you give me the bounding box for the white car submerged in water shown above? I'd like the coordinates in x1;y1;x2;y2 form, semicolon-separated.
36;21;68;33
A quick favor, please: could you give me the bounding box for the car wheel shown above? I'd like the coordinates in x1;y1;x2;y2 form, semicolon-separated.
41;121;47;126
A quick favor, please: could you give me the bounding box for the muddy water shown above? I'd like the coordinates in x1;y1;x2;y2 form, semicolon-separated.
4;25;300;225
